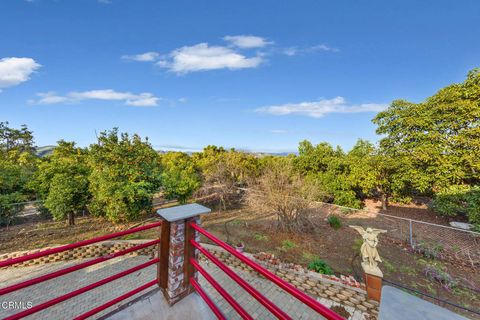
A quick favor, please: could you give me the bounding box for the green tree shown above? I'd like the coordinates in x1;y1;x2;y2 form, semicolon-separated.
373;68;480;193
44;173;89;225
431;185;480;226
346;139;410;209
0;122;37;225
160;152;201;203
88;129;161;222
295;140;361;208
33;141;90;225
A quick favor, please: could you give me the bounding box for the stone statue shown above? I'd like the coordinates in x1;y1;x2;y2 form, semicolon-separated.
350;226;387;276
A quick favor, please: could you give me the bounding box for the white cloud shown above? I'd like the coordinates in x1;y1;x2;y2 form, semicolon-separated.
35;92;69;104
256;97;387;118
122;52;159;62
157;43;263;74
33;89;160;106
223;35;272;48
270;129;287;134
283;44;339;56
0;57;41;90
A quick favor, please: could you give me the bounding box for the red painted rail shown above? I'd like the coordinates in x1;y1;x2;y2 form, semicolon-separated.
0;221;162;269
190;222;344;320
190;258;254;320
192;240;292;320
0;221;162;320
73;279;158;320
0;239;160;296
191;277;226;320
4;258;159;320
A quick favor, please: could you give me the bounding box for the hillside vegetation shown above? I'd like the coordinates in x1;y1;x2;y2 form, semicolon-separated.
1;68;479;229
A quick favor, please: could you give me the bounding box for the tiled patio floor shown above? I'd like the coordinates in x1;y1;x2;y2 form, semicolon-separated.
0;254;363;319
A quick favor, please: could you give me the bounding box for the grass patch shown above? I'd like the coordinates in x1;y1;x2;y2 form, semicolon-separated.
327;215;342;230
307;257;334;275
281;239;296;250
382;258;396;273
254;234;269;241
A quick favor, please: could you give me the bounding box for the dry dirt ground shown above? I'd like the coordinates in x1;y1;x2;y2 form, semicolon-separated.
199;205;480;319
1;201;479;319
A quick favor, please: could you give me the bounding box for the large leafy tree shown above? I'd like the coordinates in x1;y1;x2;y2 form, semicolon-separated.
88;129;161;222
33;141;90;225
0;122;37;225
294;140;361;208
160;152;201;204
346;139;410;209
373;68;480;193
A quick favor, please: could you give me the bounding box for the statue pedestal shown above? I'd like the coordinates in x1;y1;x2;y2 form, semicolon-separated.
364;271;382;302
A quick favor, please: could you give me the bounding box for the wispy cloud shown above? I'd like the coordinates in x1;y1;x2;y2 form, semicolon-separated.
223;35;273;48
31;89;160;107
256;97;387;118
123;36;338;74
283;44;339;56
157;43;263;74
0;57;41;91
270;129;288;134
122;52;159;62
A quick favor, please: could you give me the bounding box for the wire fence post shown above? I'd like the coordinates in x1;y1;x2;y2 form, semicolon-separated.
409;219;414;248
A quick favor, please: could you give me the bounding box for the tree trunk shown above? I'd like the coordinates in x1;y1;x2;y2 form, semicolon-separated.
381;193;388;210
68;212;75;226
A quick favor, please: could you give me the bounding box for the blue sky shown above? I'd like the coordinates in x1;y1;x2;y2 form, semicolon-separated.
1;0;479;152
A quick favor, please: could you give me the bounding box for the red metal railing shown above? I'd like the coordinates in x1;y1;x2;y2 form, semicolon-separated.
0;221;162;320
189;222;344;320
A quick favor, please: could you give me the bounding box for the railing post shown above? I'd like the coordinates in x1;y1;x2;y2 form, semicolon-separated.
156;203;211;306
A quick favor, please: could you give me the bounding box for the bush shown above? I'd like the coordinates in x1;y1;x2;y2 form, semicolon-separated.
424;264;457;291
327;215;342;230
0;192;26;226
431;185;480;225
281;239;296;250
307;258;334;275
247;159;314;232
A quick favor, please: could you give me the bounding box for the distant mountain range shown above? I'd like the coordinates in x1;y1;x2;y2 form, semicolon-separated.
35;146;56;157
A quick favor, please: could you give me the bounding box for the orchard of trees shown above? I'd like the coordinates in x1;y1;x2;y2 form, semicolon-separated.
0;68;479;230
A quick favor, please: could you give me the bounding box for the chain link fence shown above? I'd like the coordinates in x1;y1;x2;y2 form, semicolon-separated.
308;201;480;268
0;200;43;227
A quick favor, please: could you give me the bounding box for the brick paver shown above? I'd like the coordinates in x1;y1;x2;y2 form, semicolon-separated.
0;255;363;319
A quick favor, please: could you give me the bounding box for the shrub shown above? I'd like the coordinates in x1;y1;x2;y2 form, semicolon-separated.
281;239;296;250
0;192;26;226
247;159;315;232
412;242;444;260
327;215;342;230
431;185;480;225
254;234;268;241
307;258;334;275
424;264;457;291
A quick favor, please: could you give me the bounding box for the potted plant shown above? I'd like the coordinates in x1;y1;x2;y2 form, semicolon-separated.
235;242;245;253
